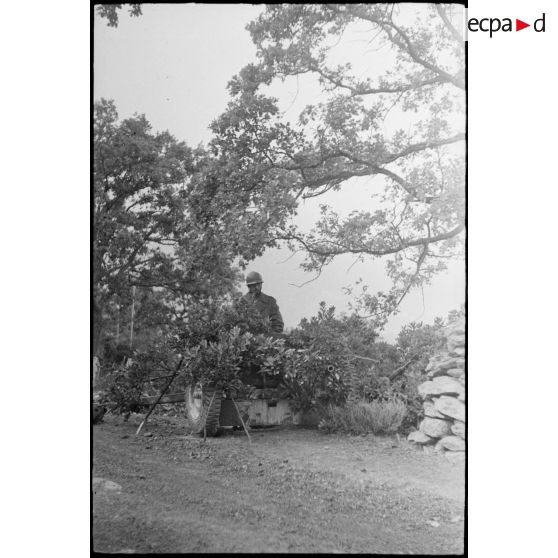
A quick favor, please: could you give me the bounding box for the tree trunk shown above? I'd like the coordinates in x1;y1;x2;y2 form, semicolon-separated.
93;297;104;360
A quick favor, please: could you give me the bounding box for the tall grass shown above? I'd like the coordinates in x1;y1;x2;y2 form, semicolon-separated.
318;399;407;435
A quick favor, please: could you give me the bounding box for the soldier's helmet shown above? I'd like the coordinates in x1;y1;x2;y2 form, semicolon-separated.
245;271;263;285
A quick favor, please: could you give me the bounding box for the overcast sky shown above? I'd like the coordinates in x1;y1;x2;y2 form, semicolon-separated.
94;3;465;341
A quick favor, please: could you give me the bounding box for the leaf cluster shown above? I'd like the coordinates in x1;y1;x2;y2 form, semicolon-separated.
96;4;142;27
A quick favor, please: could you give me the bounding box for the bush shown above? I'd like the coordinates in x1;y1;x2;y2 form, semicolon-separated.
318;399;407;435
96;360;151;414
279;303;354;412
96;339;183;414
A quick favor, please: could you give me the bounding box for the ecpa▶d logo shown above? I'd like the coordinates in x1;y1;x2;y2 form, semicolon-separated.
468;13;546;38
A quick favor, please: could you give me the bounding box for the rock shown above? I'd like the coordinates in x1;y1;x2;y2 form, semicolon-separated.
420;376;464;397
446;321;465;336
418;381;444;398
425;351;448;368
427;356;465;378
451;421;465;439
407;430;434;445
437;435;465;451
446;357;465;371
427;520;440;527
424;400;446;419
420;417;452;438
92;404;107;424
425;355;443;373
431;375;465;396
92;478;122;493
449;346;465;357
435;396;465;422
446;367;465;379
445;451;465;464
434;440;446;452
447;336;465;350
458;392;466;403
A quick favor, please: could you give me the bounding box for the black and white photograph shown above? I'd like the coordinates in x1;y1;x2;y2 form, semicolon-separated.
92;3;466;554
6;0;558;556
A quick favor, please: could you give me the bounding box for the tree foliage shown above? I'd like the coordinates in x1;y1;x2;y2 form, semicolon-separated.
93;100;243;356
96;4;142;27
211;3;465;326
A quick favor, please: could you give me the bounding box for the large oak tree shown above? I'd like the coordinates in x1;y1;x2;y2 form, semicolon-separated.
211;3;465;325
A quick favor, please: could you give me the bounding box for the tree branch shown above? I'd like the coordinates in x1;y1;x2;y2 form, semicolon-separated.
308;63;446;96
382;133;465;164
279;223;464;259
435;5;464;46
340;5;465;90
387;353;421;381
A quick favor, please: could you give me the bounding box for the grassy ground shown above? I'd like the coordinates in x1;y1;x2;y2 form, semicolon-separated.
93;413;465;554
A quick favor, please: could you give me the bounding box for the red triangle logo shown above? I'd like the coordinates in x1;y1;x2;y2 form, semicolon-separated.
516;19;530;31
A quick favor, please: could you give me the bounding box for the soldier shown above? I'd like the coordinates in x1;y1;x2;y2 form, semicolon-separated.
241;271;284;334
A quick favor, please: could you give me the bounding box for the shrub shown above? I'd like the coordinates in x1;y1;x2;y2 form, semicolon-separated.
96;339;183;413
279;303;354;412
96;360;151;414
318;399;407;435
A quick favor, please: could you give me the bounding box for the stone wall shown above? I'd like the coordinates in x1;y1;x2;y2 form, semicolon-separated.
407;319;465;463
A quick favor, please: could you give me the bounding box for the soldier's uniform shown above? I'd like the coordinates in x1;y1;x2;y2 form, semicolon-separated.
240;272;285;388
241;292;284;333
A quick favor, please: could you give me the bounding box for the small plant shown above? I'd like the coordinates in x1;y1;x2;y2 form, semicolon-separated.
96;360;151;414
96;341;180;415
318;399;407;435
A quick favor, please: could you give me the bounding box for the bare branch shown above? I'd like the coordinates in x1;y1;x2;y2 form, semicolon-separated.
276;250;300;264
395;243;429;308
288;268;323;288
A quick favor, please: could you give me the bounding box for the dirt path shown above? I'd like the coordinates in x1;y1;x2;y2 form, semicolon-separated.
93;414;465;554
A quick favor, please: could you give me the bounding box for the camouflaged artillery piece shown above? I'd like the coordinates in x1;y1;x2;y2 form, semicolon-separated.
140;361;301;437
184;364;301;437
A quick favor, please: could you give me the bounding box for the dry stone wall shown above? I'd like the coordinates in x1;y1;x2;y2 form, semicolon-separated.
408;319;465;463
